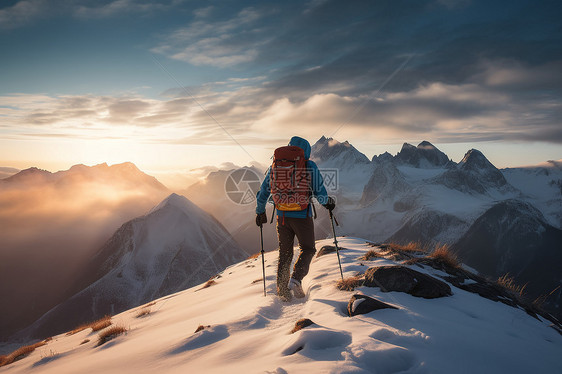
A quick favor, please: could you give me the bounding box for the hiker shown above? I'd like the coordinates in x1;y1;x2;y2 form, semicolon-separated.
255;136;335;301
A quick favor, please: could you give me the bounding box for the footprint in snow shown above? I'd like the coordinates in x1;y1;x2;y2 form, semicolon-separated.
282;326;352;359
343;338;418;373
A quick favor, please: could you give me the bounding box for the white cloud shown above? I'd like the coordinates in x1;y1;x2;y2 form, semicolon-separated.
74;0;169;18
0;0;47;29
152;7;267;68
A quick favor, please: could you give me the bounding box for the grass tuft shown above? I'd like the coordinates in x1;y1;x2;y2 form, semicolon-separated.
358;249;381;261
90;316;113;332
136;307;151;318
388;242;426;253
67;315;112;336
200;279;216;289
428;244;459;268
336;276;364;291
97;326;127;346
497;274;527;297
0;341;47;367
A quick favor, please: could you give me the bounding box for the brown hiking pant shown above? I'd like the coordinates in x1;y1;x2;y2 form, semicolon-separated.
276;216;316;293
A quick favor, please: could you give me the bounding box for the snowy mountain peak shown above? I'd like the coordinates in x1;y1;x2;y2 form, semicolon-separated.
459;149;492;170
395;141;449;168
311;136;370;165
372;151;393;163
433;148;510;195
417;140;436;149
150;193;197;215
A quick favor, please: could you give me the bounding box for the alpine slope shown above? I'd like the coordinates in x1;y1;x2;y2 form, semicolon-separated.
2;238;561;374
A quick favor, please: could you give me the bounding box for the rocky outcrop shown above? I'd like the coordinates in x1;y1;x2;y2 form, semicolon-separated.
347;294;398;316
316;245;347;258
363;265;452;299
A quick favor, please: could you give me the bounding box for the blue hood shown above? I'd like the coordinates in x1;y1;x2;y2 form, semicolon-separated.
288;136;311;159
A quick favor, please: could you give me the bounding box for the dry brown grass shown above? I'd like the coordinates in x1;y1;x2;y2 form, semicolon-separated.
358;249;381;261
388;242;426;253
90;315;113;332
0;341;47;367
136;307;151;318
200;279;217;290
97;326;127;346
497;274;527;297
66;315;112;336
428;244;460;268
336;276;364;291
247;252;261;259
532;286;561;310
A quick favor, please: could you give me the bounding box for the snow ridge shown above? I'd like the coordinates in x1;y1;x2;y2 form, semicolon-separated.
4;238;561;373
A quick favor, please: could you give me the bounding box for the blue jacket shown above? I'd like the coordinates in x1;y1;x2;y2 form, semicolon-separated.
256;136;329;218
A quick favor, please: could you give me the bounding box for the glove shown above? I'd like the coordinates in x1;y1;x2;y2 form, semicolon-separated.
256;212;267;227
324;196;335;212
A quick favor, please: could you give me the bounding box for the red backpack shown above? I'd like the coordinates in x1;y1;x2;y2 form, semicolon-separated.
270;146;311;211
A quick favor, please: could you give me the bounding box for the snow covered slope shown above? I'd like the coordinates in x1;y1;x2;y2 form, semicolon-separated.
502;159;562;228
3;238;561;374
21;193;246;340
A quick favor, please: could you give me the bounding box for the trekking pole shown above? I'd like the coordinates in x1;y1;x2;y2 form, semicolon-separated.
260;224;266;296
329;210;344;280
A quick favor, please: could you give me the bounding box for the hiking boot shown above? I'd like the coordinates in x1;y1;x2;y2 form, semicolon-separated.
289;278;305;298
277;287;292;302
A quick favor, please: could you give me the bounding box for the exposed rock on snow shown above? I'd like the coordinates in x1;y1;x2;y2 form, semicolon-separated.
347;294;398;316
363;265;452;298
316;245;347;258
290;318;315;333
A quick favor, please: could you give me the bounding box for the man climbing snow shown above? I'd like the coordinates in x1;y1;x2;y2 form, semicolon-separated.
255;136;335;302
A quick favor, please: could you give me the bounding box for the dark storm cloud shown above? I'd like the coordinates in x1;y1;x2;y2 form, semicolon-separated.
164;0;561;143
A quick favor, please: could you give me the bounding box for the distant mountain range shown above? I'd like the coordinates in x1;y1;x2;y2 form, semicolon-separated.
308;137;562;318
177;137;561;320
0;163;170;340
19;194;246;339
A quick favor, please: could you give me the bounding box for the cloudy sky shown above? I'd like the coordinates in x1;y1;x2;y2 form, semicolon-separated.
1;0;560;186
